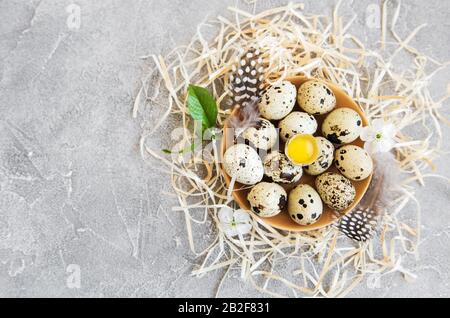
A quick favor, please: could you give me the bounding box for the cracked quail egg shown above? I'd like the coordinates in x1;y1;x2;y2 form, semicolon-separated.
288;184;323;226
258;81;297;120
278;112;318;142
335;145;373;181
242;118;278;150
322;107;363;144
223;144;264;185
304;137;335;176
315;172;356;211
262;151;303;184
297;80;336;115
248;182;287;217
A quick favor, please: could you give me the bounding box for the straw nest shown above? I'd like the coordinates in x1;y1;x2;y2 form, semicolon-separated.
133;1;449;297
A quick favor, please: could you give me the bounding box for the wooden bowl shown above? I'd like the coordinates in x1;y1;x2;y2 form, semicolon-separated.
220;76;372;232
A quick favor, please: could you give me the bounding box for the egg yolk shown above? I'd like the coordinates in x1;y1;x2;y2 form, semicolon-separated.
286;134;319;165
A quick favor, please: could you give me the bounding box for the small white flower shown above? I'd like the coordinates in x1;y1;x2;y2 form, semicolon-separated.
360;119;396;154
218;206;252;237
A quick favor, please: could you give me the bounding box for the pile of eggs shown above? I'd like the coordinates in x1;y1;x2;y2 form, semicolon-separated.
223;79;373;227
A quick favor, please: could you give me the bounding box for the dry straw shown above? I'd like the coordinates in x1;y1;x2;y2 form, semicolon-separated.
134;1;449;297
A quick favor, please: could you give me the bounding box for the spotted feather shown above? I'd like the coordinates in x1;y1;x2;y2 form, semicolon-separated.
229;47;266;108
338;207;379;242
228;48;267;136
337;153;401;242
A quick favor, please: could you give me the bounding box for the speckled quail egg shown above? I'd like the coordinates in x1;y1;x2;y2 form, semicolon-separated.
322;107;363;144
288;184;323;226
258;81;297;120
334;145;373;181
304;137;335;176
247;182;287;217
223;144;264;185
297;80;336;115
262;151;303;184
242;118;278;150
278;112;318;142
315;172;356;211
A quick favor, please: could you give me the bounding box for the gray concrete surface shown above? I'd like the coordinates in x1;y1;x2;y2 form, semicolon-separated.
0;0;449;297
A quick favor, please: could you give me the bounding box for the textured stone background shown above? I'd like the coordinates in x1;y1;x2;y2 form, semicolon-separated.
0;0;449;297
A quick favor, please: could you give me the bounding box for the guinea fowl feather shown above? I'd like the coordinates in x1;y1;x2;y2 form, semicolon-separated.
227;47;267;136
339;152;403;242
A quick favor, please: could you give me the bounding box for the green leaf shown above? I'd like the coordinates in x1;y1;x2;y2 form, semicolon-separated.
187;85;218;131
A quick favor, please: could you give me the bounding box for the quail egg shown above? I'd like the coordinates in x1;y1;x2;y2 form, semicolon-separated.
288;184;323;226
278;112;318;142
248;182;287;217
304;137;335;176
335;145;373;181
297;80;336;115
315;172;356;211
258;81;297;120
223;144;264;185
322;107;363;144
263;151;303;184
242;118;278;150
